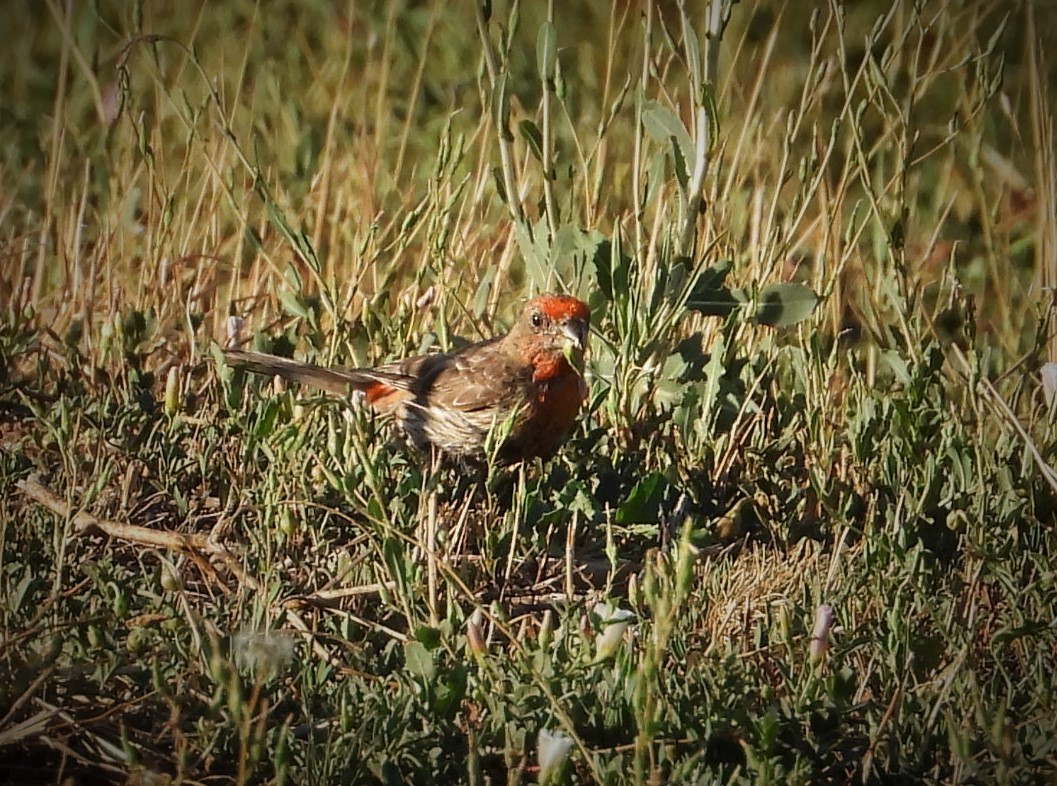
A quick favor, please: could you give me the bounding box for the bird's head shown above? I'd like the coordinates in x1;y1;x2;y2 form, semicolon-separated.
514;294;591;361
499;294;591;380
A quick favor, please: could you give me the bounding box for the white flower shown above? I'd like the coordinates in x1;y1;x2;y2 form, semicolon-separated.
164;366;181;416
1042;363;1057;412
592;602;635;662
537;729;574;785
809;603;835;661
466;608;486;658
225;315;245;347
233;629;296;680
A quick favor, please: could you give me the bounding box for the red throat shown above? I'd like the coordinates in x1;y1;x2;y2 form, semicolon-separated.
530;351;573;384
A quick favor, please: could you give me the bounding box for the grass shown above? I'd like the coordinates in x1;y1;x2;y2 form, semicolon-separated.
2;0;1057;783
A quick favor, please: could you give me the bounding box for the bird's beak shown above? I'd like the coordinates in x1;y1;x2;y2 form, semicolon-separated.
560;319;588;351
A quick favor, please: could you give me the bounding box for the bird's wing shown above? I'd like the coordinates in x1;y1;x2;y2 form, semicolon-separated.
412;340;532;412
224;339;532;414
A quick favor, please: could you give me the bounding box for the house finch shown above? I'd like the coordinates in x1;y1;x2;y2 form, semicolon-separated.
223;294;590;462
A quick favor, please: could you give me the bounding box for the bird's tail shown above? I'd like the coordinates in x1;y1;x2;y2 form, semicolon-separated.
223;348;381;396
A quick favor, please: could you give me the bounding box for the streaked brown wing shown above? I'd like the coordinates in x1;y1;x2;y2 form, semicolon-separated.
373;352;448;384
414;340;531;413
226;337;532;417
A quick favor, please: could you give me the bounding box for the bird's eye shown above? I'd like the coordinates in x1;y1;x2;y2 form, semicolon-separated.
531;310;544;328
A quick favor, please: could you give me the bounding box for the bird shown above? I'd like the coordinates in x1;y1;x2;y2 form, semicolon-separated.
223;294;591;463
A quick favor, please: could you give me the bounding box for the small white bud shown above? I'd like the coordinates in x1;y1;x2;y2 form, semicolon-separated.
233;629;296;681
592;602;635;662
537;729;574;785
416;285;436;310
226;316;245;347
809;603;835;662
164;366;180;416
467;608;486;659
1041;363;1057;412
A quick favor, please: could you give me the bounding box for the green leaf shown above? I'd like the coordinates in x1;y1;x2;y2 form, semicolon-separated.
473;268;495;317
549;224;605;270
881;350;910;386
594;240;613;300
414;625;442;650
278;289;310;320
698;333;728;436
251;399;282;438
675;332;707;381
518;119;544;162
669;136;689;191
641;101;694;175
382;537;413;602
491;165;507;204
433;664;468;718
680;7;701;84
646;149;666;207
593;231;631;302
492;72;511;137
514;218;548;291
752;282;818;327
8;571;34;615
701;82;720;154
617;472;667;524
686;260;739;317
609;230;630;299
536;21;557;82
404;640;435;680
